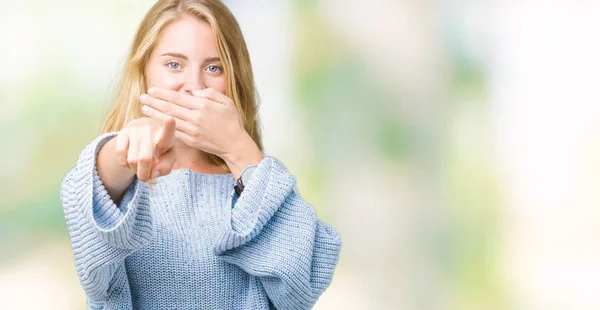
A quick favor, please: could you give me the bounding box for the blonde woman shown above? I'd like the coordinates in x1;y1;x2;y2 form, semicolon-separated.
59;0;342;309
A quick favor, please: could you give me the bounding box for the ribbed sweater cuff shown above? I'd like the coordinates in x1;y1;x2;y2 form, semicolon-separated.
215;156;296;252
311;220;342;289
86;132;153;250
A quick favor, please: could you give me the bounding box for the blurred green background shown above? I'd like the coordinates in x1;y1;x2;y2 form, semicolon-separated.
1;0;600;309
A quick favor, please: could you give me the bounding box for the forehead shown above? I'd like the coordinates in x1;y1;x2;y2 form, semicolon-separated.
154;13;217;56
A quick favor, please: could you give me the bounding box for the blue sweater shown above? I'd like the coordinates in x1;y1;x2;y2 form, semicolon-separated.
59;132;342;309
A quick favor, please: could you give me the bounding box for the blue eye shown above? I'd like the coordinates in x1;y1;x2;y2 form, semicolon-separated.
167;61;181;70
206;65;222;73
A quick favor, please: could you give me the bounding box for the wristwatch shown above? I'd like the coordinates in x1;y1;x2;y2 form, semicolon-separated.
234;165;257;196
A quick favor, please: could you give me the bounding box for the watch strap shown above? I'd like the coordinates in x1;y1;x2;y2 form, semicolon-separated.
234;165;257;196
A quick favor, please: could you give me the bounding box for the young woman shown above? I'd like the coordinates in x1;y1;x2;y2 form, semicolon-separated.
59;0;342;309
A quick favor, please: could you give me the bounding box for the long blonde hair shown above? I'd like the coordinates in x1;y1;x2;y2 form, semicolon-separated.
100;0;262;173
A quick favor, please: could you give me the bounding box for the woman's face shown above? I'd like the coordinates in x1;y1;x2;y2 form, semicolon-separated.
144;14;226;95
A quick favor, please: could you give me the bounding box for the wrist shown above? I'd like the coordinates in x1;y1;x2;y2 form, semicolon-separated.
223;132;264;180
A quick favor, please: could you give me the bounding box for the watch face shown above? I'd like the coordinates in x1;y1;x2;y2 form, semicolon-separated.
241;166;257;185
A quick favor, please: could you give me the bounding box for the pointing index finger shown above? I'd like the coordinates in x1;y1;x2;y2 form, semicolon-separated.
154;117;176;157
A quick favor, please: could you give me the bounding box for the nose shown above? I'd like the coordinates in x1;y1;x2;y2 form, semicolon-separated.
183;69;205;94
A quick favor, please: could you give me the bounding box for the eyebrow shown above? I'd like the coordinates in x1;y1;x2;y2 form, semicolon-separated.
160;53;221;63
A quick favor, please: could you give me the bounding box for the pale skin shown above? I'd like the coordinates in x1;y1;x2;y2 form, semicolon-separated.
97;13;264;204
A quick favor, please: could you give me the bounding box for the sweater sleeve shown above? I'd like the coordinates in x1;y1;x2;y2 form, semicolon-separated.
213;156;342;310
59;132;153;303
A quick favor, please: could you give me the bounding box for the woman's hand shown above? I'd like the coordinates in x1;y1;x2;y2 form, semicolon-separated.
139;87;244;159
115;116;177;182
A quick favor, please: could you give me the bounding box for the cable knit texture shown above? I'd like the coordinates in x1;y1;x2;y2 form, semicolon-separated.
59;132;342;309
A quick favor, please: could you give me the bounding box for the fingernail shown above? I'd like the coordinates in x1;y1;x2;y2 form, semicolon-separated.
151;171;160;178
148;88;155;94
140;94;147;102
141;105;148;114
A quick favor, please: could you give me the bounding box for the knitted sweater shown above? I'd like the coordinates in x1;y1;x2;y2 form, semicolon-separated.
59;132;342;309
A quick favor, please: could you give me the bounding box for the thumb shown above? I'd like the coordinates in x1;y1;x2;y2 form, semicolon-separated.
151;148;177;178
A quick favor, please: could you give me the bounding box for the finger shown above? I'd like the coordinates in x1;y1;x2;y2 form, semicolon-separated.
115;129;130;167
137;127;153;182
141;104;171;122
140;93;192;121
154;116;177;156
192;88;230;105
147;88;196;109
127;131;140;174
151;148;177;178
142;105;196;136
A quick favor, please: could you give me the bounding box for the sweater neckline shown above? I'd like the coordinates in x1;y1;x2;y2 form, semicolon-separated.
162;168;234;179
150;168;236;192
